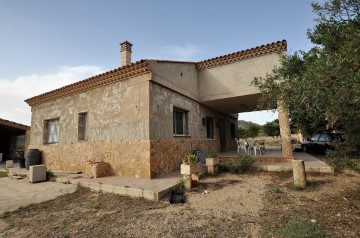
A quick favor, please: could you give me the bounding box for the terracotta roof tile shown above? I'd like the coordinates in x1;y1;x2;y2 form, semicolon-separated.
25;40;287;106
196;40;287;70
25;60;151;106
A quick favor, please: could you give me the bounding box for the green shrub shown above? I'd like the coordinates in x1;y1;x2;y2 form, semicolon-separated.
46;170;56;181
226;164;239;173
281;219;325;238
272;187;282;193
324;150;356;172
177;177;186;191
207;148;217;158
182;154;198;164
236;154;255;173
224;155;255;174
0;171;8;178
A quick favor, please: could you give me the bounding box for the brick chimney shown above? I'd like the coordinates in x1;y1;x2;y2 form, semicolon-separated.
120;41;133;67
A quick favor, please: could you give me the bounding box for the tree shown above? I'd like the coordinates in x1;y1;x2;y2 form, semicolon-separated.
238;127;247;138
246;125;261;138
263;120;280;137
252;0;360;154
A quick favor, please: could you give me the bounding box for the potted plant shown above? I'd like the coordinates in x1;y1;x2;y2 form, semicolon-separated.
181;154;201;174
206;148;219;175
180;154;201;189
170;177;186;204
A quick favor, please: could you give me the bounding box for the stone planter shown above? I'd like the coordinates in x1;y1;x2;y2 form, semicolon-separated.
180;162;201;189
180;162;201;175
82;161;111;178
206;157;219;175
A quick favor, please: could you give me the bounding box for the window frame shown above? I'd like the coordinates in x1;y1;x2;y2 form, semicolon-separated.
43;118;60;145
206;116;214;139
78;112;88;141
173;107;189;136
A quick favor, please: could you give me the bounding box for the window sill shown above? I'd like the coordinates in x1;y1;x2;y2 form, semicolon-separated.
173;135;191;138
44;143;59;146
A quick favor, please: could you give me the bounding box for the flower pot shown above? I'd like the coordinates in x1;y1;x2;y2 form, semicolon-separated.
169;191;185;204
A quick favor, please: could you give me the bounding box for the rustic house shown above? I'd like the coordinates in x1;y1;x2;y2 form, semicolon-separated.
25;40;289;179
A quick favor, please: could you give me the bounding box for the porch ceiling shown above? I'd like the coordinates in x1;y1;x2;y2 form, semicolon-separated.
201;93;264;114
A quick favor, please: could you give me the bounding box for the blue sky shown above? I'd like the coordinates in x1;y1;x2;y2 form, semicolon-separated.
0;0;322;125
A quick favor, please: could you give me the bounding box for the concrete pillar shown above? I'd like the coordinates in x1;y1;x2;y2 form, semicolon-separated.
293;160;306;188
120;41;132;67
277;100;293;158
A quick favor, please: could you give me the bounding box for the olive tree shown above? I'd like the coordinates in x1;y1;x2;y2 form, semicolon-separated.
252;0;360;155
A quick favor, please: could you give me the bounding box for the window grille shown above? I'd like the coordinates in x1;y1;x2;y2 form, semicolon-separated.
44;118;59;144
173;107;189;136
206;117;214;139
78;112;88;141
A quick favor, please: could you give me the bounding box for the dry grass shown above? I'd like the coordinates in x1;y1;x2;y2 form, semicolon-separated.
0;171;359;238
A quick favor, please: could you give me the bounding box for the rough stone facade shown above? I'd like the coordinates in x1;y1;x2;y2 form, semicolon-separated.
149;82;236;177
29;74;153;178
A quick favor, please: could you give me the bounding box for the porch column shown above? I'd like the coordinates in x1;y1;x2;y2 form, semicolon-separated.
277;100;293;158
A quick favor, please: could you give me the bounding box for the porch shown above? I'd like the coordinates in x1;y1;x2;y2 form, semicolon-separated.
219;150;334;173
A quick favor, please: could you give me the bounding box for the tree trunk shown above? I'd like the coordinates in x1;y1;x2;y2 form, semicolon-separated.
293;160;306;188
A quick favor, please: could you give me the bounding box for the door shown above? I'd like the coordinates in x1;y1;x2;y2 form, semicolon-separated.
219;119;227;152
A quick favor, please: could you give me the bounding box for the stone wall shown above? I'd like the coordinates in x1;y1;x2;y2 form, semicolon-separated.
150;138;219;178
29;74;152;178
32;140;151;178
148;82;236;177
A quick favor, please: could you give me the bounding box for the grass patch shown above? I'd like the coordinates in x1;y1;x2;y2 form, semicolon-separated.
222;154;255;174
0;171;8;178
271;187;283;193
46;170;56;181
287;182;305;191
281;219;325;238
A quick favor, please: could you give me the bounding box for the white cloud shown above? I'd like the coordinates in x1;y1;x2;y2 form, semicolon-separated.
0;65;104;126
163;44;202;61
146;44;203;61
238;110;278;125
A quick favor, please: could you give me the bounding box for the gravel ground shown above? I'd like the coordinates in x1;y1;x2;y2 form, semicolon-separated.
0;170;359;238
0;173;269;238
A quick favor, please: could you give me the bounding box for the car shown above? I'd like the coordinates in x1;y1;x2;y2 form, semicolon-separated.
301;133;341;153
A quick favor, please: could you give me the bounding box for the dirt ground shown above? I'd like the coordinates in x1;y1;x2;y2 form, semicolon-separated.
0;170;359;238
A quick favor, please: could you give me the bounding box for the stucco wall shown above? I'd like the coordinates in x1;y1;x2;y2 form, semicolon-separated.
148;61;199;101
29;74;152;178
198;53;281;102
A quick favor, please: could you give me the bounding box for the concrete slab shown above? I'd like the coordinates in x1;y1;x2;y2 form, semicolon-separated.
53;171;180;201
0;177;76;215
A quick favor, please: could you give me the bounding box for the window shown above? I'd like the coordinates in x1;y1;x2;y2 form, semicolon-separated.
173;107;189;136
206;117;214;139
78;112;88;141
311;134;320;141
231;123;236;138
44;118;59;144
318;134;331;142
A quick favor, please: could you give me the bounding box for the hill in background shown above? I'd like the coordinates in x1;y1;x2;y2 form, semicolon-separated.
238;120;260;129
